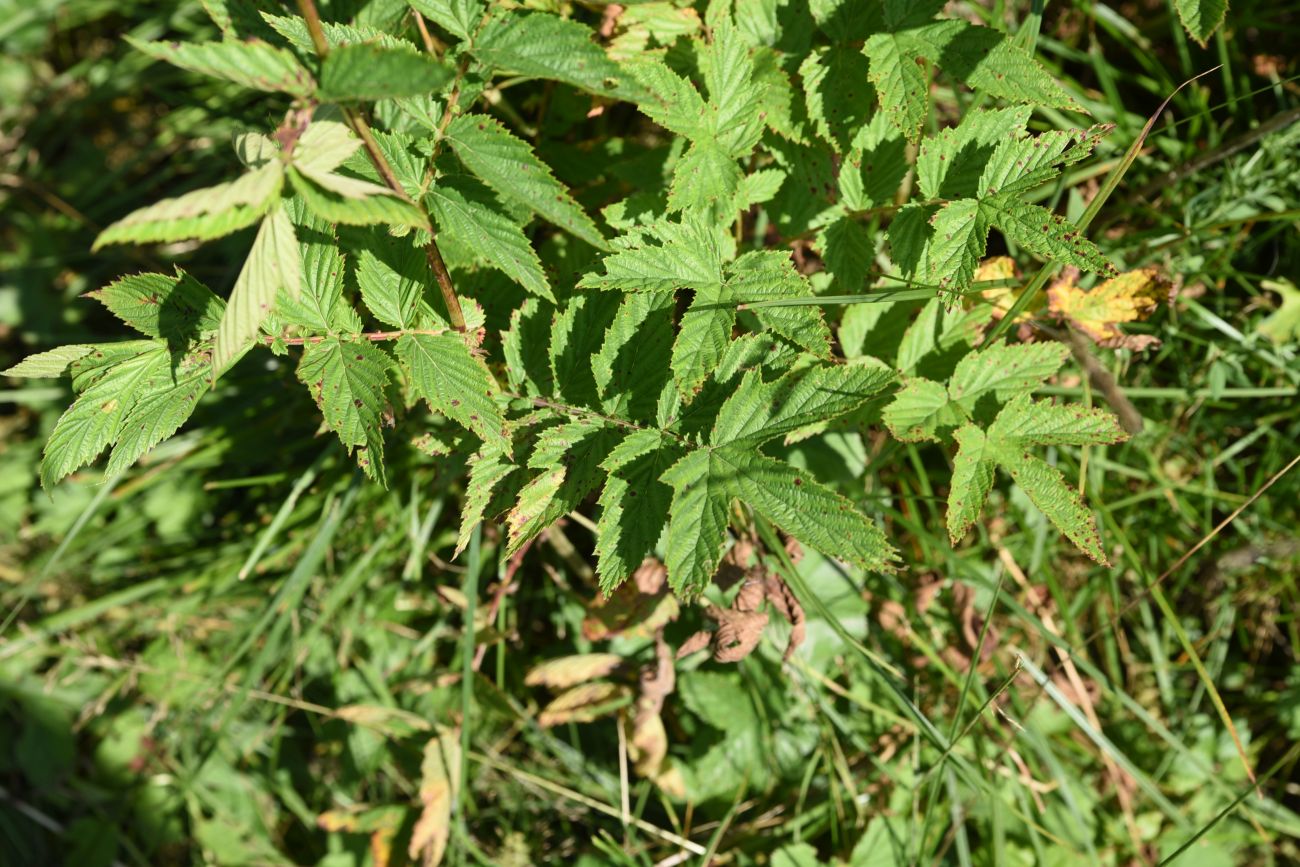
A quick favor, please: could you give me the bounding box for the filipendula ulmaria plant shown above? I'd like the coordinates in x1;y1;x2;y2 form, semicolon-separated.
7;0;1132;595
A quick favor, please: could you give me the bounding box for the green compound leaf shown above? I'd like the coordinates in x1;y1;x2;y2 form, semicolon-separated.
445;114;607;249
128;37;313;95
595;430;680;591
946;395;1128;562
94;163;283;249
318;42;453;102
4;345;95;379
408;0;485;43
297;337;392;486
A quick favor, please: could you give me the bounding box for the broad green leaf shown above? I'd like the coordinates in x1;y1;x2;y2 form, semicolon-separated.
395;332;507;450
262;14;408;52
408;0;484;43
916;107;1030;200
998;448;1107;562
473;11;642;100
94;164;283;248
445;115;607;248
577;217;726;293
925;198;987;292
714;445;897;573
297;338;392;485
801;45;873;152
214;206;300;373
507;421;618;553
40;346;169;488
910;23;1080;112
982;196;1113;276
105;349;211;477
592;290;675;422
355;240;429;330
863;32;928;141
549;292;620;408
701;19;766;156
987;394;1127;447
628;57;710;140
660;448;733;596
882;377;960;442
426;179;553;301
318;43;453;101
288;166;429;230
667;139;745;213
595;430;679;590
4;345;95;379
128;37;313;95
672;284;734;398
1174;0;1229;46
948;342;1068;412
712;361;895;448
946;424;995;544
85;271;225;345
730;251;831;357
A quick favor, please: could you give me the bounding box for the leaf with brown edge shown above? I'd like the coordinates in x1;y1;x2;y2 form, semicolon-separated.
537;682;633;726
525;654;624;689
409;728;460;867
1048;266;1171;350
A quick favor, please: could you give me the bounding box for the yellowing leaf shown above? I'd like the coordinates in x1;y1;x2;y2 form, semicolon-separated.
1048;267;1170;350
525;654;624;689
537;682;632;726
974;256;1041;324
409;728;460;867
1258;278;1300;345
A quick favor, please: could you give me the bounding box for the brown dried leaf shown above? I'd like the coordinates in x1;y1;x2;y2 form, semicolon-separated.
583;559;679;641
409;727;460;867
537;682;631;726
1048;266;1171;349
524;653;623;689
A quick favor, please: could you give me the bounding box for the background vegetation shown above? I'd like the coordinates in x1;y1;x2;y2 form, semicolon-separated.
2;0;1299;864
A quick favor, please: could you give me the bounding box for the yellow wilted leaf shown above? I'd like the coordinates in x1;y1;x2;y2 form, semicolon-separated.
1048;267;1171;350
975;257;1040;324
583;559;679;641
525;653;624;689
409;727;460;867
537;682;631;727
317;807;404;867
1258;278;1300;344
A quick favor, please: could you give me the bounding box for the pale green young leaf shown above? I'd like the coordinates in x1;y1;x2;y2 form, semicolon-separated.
293;119;362;175
3;345;95;379
395;332;507;450
473;11;642;100
660;448;733;596
318;43;453;101
577;217;726;292
714;445;897;573
712;361;895;448
40;346;169;488
701;19;766;156
1174;0;1229;46
946;424;995;544
214;206;300;373
296;338;391;485
426;179;553;301
94;164;283;249
408;0;484;43
261;14;408;52
595;431;679;590
85;271;225;344
288;167;429;230
444;115;607;249
128;37;313;95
